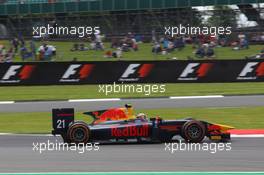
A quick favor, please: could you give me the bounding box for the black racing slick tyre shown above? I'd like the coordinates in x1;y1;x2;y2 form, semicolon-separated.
181;120;206;143
67;122;90;144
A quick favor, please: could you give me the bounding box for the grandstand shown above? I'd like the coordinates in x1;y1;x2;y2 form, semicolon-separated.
0;0;263;39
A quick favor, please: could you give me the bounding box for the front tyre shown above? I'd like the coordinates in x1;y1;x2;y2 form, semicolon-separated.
67;122;90;144
181;120;206;143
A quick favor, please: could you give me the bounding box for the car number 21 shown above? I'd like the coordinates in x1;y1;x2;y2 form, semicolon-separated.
57;119;65;129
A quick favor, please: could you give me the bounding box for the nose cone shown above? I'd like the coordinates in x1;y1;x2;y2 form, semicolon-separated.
216;124;235;132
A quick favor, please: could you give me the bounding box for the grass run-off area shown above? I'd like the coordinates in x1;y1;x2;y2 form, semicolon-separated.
0;82;263;101
0;106;263;133
0;40;262;61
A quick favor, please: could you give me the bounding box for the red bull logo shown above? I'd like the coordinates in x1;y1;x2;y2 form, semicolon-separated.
111;125;149;137
93;108;128;124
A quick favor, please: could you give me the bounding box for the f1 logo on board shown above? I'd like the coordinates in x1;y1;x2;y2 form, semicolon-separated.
119;64;154;82
0;65;35;83
178;63;213;80
60;64;94;82
237;62;264;80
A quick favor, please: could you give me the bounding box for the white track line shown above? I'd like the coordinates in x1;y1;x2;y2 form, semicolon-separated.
169;95;224;99
68;98;120;102
1;172;264;175
0;101;15;104
231;134;264;138
0;133;52;136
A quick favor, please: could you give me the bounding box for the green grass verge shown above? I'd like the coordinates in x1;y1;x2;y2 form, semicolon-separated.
0;40;262;61
0;82;264;101
0;106;263;133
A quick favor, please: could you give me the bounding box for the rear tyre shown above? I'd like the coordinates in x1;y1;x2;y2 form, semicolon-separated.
181;120;206;143
67;122;90;144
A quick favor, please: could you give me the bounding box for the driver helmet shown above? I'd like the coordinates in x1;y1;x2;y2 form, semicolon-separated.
125;103;132;108
137;113;147;120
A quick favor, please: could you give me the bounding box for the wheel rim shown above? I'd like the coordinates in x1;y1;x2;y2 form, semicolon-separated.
73;128;86;142
187;125;201;139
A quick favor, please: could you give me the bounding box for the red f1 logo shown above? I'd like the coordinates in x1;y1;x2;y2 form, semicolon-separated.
1;65;35;82
120;64;154;81
238;62;264;78
60;64;94;82
178;63;213;80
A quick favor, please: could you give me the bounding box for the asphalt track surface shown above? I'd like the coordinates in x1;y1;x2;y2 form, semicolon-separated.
0;135;263;172
0;95;264;172
0;95;264;112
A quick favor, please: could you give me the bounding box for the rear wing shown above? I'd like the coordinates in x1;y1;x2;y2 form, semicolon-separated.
52;108;74;135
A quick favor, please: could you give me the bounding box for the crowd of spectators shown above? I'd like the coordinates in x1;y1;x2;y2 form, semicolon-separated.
69;32;141;59
70;33;105;52
152;36;185;55
1;31;263;62
149;30;259;60
104;32;140;58
0;36;57;62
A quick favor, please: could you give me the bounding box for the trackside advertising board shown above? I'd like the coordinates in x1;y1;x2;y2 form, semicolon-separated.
0;60;263;85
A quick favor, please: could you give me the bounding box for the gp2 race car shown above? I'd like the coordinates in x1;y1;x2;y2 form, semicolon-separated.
51;105;234;144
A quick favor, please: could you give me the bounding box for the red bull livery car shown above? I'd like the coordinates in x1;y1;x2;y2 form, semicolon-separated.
51;104;234;144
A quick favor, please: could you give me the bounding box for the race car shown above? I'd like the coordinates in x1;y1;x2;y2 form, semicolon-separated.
51;105;234;144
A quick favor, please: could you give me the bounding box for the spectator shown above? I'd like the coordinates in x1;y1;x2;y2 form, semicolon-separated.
11;37;19;53
152;42;162;54
30;40;36;60
151;29;157;43
112;47;122;58
70;43;79;51
254;48;264;59
240;38;249;49
20;45;32;61
38;43;56;61
0;45;5;62
163;38;169;50
4;48;14;62
90;42;96;50
70;43;88;51
191;35;199;48
131;38;138;51
135;34;142;43
121;43;130;52
174;37;185;50
43;45;53;61
104;47;122;58
111;38;120;48
195;45;206;58
79;43;88;51
218;35;228;47
206;46;215;59
167;41;174;53
94;32;104;50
